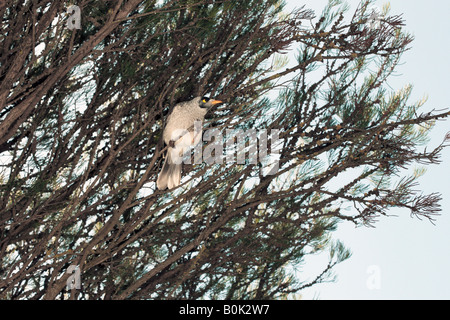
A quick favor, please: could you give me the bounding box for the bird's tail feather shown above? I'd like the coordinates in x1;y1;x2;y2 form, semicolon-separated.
157;148;182;190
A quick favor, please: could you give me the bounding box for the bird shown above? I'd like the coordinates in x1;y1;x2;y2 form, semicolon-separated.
157;96;223;190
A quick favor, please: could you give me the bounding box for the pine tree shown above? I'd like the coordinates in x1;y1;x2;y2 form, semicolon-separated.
0;0;448;299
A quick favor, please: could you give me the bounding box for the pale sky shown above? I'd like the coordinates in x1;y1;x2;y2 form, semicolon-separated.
284;0;450;299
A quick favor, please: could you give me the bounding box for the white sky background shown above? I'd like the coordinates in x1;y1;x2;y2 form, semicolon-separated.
282;0;450;299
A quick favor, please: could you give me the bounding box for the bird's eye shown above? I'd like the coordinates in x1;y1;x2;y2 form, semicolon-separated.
202;99;206;103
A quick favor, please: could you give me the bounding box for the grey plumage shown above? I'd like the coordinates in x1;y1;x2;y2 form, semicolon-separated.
157;96;222;190
157;150;182;190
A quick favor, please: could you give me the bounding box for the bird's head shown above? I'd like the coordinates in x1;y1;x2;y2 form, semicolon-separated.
198;96;223;109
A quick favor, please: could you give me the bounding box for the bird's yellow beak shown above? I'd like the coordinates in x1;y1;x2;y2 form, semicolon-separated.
210;99;223;105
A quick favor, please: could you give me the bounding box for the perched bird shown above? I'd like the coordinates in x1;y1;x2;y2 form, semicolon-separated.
157;96;222;190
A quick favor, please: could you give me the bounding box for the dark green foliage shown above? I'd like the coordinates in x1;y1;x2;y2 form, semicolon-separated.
0;0;448;299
